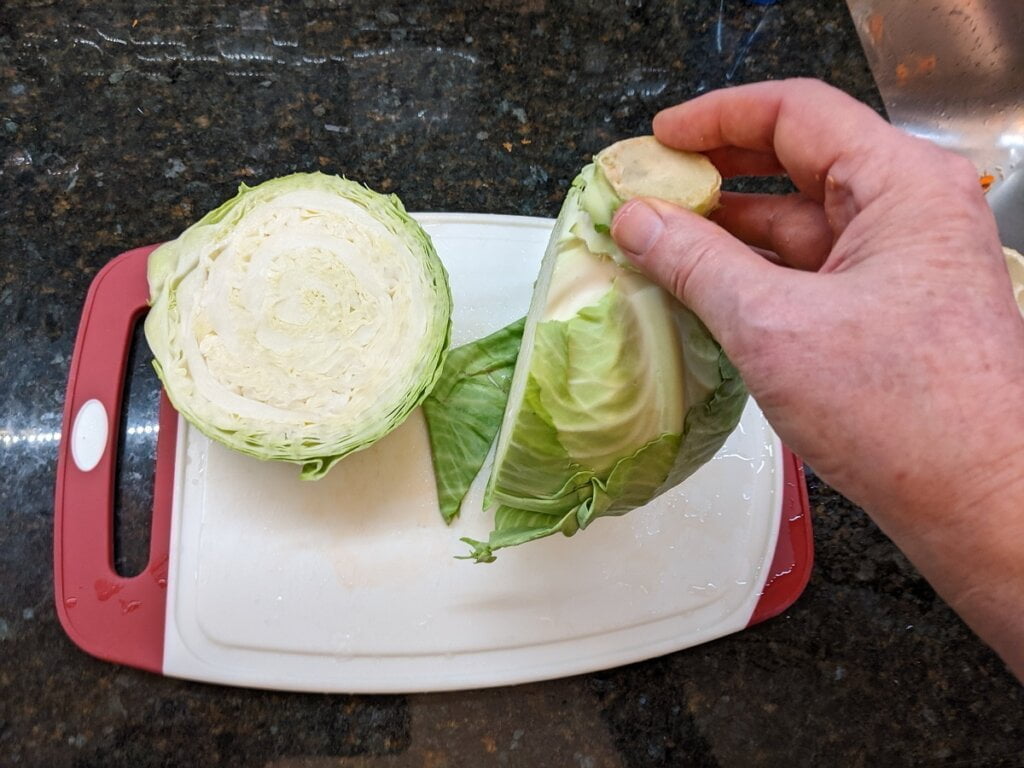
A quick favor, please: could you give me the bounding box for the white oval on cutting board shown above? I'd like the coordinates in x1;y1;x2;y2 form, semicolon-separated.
161;213;781;693
70;398;109;472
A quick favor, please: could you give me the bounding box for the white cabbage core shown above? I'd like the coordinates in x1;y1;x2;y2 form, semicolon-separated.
173;190;433;435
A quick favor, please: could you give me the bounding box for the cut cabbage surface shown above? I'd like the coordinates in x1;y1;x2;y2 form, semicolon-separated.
145;172;452;479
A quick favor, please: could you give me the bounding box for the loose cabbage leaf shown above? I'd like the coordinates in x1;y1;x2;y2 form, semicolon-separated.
422;318;525;522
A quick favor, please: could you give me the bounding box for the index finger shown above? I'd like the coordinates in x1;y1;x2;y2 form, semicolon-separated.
652;79;896;203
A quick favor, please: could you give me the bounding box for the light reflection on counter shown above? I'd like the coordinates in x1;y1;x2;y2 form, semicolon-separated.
0;423;159;447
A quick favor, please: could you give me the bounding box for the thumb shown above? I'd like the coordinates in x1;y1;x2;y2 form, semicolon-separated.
611;197;782;349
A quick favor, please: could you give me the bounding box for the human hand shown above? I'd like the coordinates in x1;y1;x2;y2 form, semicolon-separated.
611;79;1024;677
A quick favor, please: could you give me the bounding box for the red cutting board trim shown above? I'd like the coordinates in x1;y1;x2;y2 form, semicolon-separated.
53;244;813;678
53;245;172;674
748;451;814;626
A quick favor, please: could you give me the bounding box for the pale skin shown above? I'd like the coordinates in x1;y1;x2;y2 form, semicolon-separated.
611;79;1024;679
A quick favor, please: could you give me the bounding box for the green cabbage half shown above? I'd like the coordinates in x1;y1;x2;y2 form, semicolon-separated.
145;172;452;479
448;137;747;562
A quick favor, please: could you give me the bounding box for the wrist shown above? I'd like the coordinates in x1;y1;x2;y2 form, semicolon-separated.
869;447;1024;679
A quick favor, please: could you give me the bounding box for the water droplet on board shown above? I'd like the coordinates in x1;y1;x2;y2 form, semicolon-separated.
120;599;142;614
65;597;78;608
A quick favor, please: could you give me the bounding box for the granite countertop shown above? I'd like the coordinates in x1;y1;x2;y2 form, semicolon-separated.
2;1;1022;765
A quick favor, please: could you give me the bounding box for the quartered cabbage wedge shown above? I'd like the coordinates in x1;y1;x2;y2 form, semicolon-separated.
461;137;747;562
145;172;452;480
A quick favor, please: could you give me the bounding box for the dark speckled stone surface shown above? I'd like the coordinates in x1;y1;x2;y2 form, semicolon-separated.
1;1;1022;766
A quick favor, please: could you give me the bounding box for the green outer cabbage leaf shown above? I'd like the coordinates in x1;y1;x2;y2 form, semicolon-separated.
423;317;525;523
145;172;452;479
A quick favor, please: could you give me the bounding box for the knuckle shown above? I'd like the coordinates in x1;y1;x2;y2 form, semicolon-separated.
783;194;825;227
785;77;834;97
897;139;987;210
944;153;982;193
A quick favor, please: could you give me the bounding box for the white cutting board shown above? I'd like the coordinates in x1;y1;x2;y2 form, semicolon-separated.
160;214;782;692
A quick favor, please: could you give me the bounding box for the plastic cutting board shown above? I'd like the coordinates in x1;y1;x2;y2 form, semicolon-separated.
54;213;812;692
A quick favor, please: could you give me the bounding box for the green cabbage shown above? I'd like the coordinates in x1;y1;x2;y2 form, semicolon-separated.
145;172;452;479
459;137;747;562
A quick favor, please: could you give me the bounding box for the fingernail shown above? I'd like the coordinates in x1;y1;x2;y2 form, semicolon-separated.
613;200;664;259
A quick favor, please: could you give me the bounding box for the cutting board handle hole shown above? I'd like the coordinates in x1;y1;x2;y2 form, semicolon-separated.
112;312;159;578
